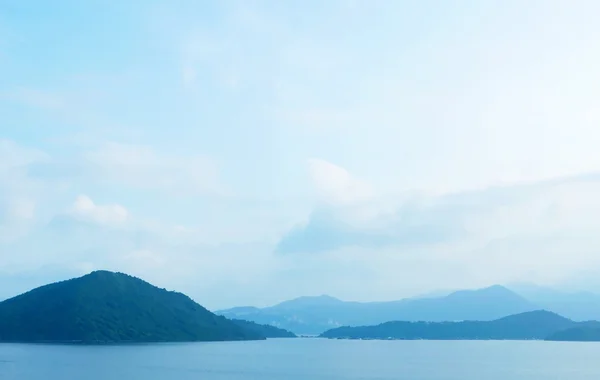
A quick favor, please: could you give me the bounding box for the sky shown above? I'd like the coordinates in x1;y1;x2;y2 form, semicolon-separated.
2;0;600;310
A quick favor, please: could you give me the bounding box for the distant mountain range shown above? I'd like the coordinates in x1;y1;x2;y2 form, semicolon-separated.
0;271;294;343
217;285;600;335
506;283;600;322
320;310;600;341
217;285;536;335
3;270;599;342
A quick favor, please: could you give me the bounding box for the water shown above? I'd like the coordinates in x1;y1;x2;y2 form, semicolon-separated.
1;338;600;379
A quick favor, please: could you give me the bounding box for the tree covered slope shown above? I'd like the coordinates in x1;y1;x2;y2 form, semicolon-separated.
320;310;581;340
0;270;264;343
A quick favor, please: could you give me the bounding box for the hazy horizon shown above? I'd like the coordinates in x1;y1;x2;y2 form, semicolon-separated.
0;270;597;311
3;0;600;310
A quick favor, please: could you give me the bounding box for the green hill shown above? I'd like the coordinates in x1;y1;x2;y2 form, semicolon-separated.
546;325;600;342
231;319;297;338
0;270;264;343
320;310;579;340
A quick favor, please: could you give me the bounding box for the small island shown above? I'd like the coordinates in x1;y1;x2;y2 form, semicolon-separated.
320;310;600;341
545;326;600;342
0;270;292;343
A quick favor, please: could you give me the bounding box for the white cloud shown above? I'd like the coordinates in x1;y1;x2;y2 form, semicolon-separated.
306;159;410;228
308;158;373;204
279;165;600;294
70;195;129;226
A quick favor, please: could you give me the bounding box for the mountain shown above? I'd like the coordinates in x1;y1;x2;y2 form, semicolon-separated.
408;289;457;300
363;285;535;323
231;319;296;338
0;270;264;343
320;310;582;340
272;295;346;310
216;285;536;335
217;295;355;335
508;283;600;322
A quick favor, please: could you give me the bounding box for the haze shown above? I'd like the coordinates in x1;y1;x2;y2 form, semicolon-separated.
2;0;600;310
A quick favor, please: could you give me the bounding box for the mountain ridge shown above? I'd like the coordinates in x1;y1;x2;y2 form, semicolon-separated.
217;285;537;335
507;283;600;322
0;270;264;343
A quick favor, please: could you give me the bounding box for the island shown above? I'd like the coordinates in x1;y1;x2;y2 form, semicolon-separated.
320;310;600;341
545;326;600;342
0;270;266;343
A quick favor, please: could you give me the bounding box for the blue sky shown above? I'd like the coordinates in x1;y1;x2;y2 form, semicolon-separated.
3;0;600;309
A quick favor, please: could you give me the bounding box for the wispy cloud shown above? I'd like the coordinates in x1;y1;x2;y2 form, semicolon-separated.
69;195;129;226
277;160;600;277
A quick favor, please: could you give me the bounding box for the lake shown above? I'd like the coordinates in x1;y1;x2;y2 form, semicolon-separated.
1;338;599;379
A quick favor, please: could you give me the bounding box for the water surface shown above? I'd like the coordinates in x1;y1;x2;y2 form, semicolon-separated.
1;338;599;379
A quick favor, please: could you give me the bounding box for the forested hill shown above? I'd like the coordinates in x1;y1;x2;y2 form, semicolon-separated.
0;270;264;343
320;310;595;341
545;325;600;342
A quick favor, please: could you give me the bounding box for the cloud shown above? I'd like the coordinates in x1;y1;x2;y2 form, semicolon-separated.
272;172;600;300
277;161;462;253
276;208;394;254
69;195;129;226
308;158;373;204
278;159;600;256
276;202;463;255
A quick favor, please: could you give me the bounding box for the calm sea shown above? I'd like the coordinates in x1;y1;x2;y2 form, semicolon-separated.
1;338;599;379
